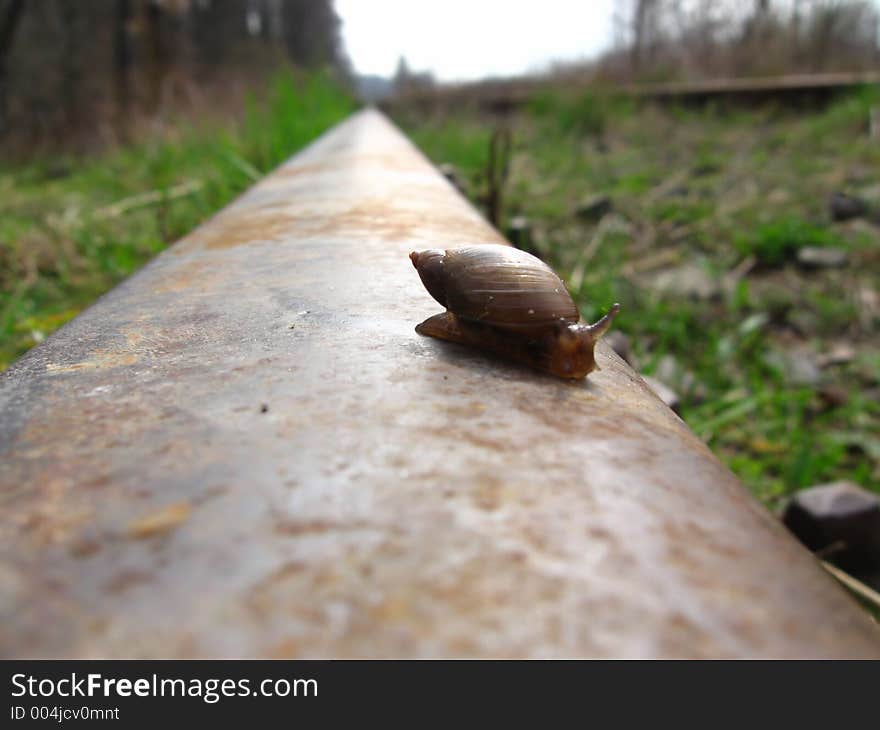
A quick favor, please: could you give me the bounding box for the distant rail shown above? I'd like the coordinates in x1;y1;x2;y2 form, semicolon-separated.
1;109;878;658
626;71;880;102
386;71;880;112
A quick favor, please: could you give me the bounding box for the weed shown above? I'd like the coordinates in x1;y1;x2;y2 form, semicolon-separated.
734;216;845;266
399;89;880;501
528;87;633;138
0;70;355;369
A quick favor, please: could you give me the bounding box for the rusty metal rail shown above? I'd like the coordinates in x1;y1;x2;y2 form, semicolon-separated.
1;109;878;658
387;71;880;112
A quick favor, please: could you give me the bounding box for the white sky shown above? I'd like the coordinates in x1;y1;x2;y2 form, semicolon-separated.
335;0;618;82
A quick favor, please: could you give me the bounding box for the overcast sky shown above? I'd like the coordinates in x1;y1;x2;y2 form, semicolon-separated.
335;0;618;81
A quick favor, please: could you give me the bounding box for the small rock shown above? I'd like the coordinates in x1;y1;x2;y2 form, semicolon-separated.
796;246;849;269
817;343;856;368
817;384;848;410
693;161;719;177
782;481;880;565
840;219;880;240
664;185;690;198
438;163;467;197
575;194;612;222
845;165;874;185
766;188;790;205
648;264;721;301
653;353;704;401
857;182;880;206
642;375;680;414
654;354;681;384
604;330;633;366
438;162;456;179
785;308;819;337
505;216;532;251
765;347;822;386
752;284;795;323
829;192;867;222
858;287;879;328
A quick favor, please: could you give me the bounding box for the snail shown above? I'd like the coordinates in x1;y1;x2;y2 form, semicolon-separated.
410;243;620;379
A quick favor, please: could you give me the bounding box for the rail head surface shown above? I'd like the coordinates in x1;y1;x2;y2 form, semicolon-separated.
1;109;878;658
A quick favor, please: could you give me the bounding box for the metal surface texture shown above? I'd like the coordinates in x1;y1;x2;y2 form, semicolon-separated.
1;109;878;658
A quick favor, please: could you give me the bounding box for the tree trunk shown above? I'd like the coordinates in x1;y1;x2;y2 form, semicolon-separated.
145;0;164;112
114;0;132;140
0;0;26;138
631;0;656;75
59;0;80;133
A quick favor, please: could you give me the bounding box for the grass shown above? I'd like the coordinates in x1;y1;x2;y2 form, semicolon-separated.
0;69;356;369
395;87;880;505
734;216;848;266
3;74;878;508
526;87;634;137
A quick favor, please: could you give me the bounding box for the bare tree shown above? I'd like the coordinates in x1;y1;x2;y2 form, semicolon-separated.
114;0;133;139
630;0;658;73
0;0;25;137
611;0;880;81
0;0;348;149
59;0;82;131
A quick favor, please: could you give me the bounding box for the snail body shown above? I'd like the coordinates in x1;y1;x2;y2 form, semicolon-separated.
410;244;620;379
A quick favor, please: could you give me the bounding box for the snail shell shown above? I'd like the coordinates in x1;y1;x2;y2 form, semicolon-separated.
410;243;620;379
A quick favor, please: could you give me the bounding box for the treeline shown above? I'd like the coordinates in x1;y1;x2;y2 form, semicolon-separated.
0;0;347;150
599;0;880;82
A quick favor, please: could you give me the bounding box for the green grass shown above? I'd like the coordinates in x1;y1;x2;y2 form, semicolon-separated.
0;69;356;369
4;76;878;508
527;87;633;137
395;87;880;504
734;216;848;266
406;117;493;195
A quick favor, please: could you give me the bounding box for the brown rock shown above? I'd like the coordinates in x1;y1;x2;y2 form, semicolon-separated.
829;192;867;222
782;482;880;565
604;330;633;366
575;194;612;222
817;384;848;410
817;343;856;368
438;163;468;197
796;246;849;269
505;216;532;252
642;375;681;414
766;347;822;386
648;264;721;301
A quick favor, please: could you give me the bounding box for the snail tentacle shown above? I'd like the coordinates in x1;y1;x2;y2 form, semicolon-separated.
584;303;621;341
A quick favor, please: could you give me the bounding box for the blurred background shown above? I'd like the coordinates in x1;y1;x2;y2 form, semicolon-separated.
1;2;878;543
